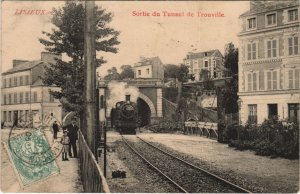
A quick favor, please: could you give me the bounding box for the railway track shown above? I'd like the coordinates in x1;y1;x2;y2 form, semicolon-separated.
122;135;251;193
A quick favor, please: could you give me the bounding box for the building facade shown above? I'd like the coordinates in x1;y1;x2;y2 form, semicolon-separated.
134;57;164;80
183;49;225;82
238;1;300;124
1;52;62;127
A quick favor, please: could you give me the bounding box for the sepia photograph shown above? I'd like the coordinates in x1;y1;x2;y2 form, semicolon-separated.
1;0;299;193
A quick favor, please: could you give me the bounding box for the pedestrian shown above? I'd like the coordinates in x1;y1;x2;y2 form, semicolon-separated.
60;130;70;161
52;121;59;139
66;118;79;158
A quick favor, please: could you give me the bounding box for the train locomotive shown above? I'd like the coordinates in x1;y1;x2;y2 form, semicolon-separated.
111;95;140;134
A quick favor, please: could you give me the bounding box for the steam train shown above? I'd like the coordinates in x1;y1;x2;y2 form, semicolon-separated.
111;95;140;134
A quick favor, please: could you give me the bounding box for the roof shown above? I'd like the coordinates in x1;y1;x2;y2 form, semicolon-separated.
2;60;43;75
240;1;298;18
185;50;222;60
134;56;162;67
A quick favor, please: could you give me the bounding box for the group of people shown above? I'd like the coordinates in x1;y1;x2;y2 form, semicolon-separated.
52;118;79;161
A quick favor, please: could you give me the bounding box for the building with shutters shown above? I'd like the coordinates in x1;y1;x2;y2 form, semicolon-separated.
183;49;225;82
238;1;299;124
1;52;62;127
134;56;164;80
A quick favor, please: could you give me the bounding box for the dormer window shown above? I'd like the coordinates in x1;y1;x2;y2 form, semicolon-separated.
266;12;277;26
247;17;256;30
288;9;298;22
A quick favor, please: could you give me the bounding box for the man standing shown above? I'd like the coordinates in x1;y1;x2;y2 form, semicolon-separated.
66;118;79;158
52;121;59;139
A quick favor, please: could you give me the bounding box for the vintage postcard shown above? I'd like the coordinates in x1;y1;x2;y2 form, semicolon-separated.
1;0;299;193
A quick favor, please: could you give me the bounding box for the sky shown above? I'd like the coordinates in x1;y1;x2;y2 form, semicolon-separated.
1;1;249;76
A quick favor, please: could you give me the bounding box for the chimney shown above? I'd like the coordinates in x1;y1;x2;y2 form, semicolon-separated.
250;1;265;10
41;52;62;64
13;60;29;67
125;95;131;102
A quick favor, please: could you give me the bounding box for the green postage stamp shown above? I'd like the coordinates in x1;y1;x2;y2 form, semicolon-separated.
5;129;60;186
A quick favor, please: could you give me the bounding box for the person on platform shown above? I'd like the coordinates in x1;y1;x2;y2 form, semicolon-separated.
52;121;59;139
66;118;79;158
60;130;70;161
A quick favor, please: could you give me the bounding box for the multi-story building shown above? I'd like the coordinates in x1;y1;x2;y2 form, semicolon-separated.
1;52;62;127
238;1;299;124
183;49;225;82
134;56;164;80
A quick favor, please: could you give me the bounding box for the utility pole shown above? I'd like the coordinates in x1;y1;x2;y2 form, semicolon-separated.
84;0;96;153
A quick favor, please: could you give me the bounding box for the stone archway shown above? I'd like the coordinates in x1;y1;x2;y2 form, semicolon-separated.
138;93;156;117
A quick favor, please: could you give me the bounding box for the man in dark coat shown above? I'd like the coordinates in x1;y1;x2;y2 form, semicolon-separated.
66;118;79;158
52;121;59;139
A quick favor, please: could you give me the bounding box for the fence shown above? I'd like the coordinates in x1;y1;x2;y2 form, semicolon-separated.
78;129;110;193
184;121;218;139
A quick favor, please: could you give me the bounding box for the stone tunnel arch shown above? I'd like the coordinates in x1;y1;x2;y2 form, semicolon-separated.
137;93;156;117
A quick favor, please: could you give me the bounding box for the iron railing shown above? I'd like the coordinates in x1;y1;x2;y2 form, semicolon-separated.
78;129;110;193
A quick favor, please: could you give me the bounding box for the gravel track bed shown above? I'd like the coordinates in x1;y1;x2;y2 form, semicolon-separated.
113;141;181;193
146;140;263;193
126;137;243;193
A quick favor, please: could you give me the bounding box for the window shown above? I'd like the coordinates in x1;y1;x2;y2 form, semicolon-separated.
146;68;150;75
248;104;257;124
246;72;258;91
49;93;54;102
20;93;23;104
266;39;277;58
247;43;257;60
213;61;216;68
25;110;29;121
14;93;18;104
266;13;276;26
3;94;6;105
204;61;208;68
288;9;298;22
266;70;279;90
25;92;30;103
288;69;300;89
288;37;299;55
204;52;208;57
20;110;23;122
8;111;11;122
138;70;141;76
268;104;278;119
33;92;37;102
14;77;18;87
25;75;29;85
3;79;6;88
3;111;6;122
247;17;256;29
8;94;12;104
288;103;299;123
9;78;12;87
19;76;23;86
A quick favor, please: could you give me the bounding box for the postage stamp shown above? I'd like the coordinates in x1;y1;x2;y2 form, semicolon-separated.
5;128;60;186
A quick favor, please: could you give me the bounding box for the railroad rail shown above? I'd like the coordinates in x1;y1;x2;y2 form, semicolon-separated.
137;136;252;193
122;135;251;193
121;136;187;193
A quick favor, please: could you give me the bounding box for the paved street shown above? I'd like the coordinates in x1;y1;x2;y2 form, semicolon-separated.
1;128;83;192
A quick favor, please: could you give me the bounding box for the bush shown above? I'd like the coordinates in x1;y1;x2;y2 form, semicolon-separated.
226;119;299;159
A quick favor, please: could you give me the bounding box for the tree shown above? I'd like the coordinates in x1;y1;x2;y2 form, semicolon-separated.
200;69;214;90
104;67;121;80
164;64;179;79
224;42;238;75
120;65;134;79
223;42;239;114
175;64;189;104
39;2;120;116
